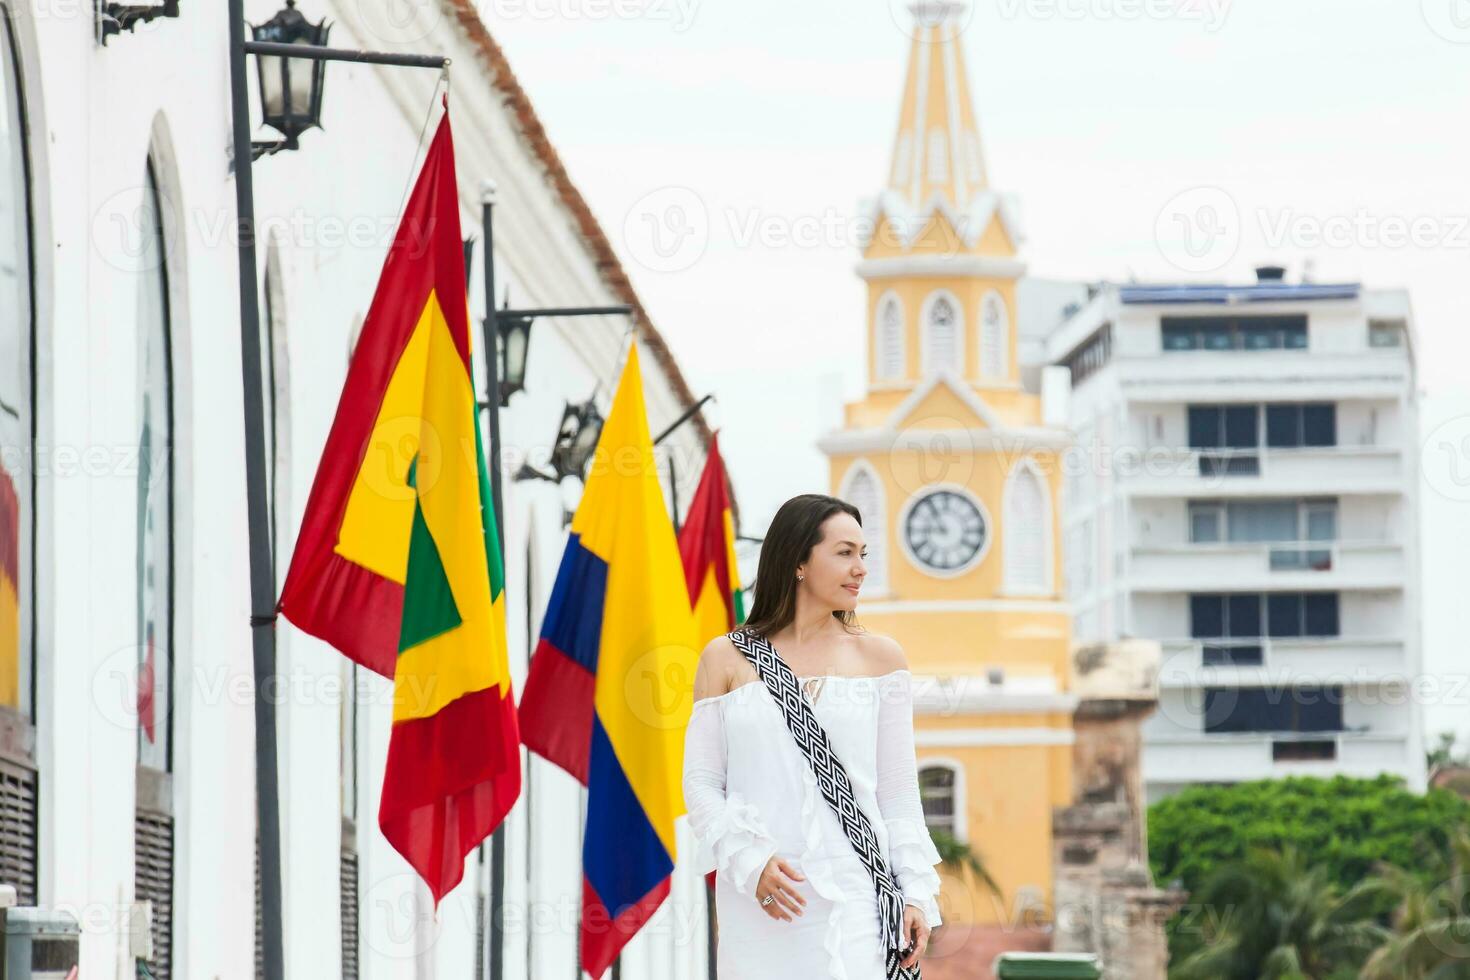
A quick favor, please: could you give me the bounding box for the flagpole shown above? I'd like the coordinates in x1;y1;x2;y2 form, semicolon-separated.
227;3;286;976
477;180;511;980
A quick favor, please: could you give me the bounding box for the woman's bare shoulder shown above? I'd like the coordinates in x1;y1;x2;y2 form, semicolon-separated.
693;634;743;700
856;631;910;675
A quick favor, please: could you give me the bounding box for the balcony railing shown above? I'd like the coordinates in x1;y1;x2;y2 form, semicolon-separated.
1130;540;1402;591
1144;728;1414;783
1156;637;1408;686
1119;445;1404;496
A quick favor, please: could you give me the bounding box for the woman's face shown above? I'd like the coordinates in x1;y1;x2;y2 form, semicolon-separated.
797;511;868;611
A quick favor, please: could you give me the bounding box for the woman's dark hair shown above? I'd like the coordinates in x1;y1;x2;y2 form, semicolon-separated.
741;493;865;638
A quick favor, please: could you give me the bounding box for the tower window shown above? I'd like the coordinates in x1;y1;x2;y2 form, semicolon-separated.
922;292;961;375
1004;460;1050;594
979;291;1007;380
842;462;888;594
876;294;904;381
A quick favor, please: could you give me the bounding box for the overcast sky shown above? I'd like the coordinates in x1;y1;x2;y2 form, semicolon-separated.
480;0;1470;744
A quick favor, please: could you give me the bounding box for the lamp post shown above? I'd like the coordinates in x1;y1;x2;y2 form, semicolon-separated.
227;7;449;978
475;186;643;980
250;0;330;158
496;313;533;403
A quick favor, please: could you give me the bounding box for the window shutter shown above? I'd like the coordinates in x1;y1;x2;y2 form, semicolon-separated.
0;758;36;905
926;296;958;374
980;293;1007;379
843;466;887;594
1005;465;1049;593
342;840;360;980
878;298;904;380
137;808;174;980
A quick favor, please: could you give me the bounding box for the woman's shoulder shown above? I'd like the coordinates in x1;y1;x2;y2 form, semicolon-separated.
693;633;744;701
854;630;910;675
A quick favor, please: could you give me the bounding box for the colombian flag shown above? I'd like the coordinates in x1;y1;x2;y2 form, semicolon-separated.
678;432;744;645
277;111;520;903
518;341;698;978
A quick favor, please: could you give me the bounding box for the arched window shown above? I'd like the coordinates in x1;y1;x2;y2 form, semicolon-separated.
841;461;888;596
921;292;962;376
1004;459;1051;595
0;2;37;906
875;293;904;381
135;157;175;980
136;161;173;774
919;762;964;841
964;132;985;184
980;291;1008;380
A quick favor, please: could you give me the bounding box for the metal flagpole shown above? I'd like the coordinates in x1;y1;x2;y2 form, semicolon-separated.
229;10;450;976
478;181;509;980
226;4;286;976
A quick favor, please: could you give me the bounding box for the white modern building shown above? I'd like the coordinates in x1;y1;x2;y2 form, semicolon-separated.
0;0;718;977
1035;268;1426;802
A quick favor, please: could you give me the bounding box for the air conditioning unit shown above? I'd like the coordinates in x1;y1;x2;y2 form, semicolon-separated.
3;905;80;980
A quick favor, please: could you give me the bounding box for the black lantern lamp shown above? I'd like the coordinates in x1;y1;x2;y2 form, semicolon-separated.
97;0;181;42
497;314;533;405
513;395;604;485
551;397;604;481
251;0;330;158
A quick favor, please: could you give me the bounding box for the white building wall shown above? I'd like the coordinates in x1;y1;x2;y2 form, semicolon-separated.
12;0;718;976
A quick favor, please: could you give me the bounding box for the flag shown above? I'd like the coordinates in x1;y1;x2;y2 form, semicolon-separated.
518;341;698;978
678;431;745;646
675;432;744;892
0;466;17;708
277;111;520;903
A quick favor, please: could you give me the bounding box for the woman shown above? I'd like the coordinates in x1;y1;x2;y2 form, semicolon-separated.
683;493;943;979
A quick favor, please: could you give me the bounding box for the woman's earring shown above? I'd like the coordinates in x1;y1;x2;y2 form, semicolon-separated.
797;574;804;582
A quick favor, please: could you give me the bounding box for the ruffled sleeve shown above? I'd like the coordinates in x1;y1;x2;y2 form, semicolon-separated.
875;671;944;927
682;696;779;898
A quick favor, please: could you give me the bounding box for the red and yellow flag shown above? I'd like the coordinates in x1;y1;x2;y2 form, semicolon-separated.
678;432;744;646
676;433;744;893
0;466;17;708
277;111;520;903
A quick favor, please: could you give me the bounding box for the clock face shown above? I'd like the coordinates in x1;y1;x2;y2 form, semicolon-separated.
903;489;988;573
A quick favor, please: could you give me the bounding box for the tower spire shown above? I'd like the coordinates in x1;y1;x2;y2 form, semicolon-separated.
887;0;988;209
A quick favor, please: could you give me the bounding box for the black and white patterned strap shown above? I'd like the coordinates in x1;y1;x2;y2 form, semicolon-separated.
728;628;920;980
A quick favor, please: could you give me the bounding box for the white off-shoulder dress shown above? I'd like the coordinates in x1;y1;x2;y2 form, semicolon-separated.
682;668;943;980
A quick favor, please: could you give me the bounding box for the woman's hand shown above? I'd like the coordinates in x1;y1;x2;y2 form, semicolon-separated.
899;904;930;968
754;855;807;921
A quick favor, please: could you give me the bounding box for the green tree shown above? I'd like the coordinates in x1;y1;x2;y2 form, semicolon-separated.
1427;732;1468;773
1169;846;1386;980
1360;829;1470;979
1150;775;1470;899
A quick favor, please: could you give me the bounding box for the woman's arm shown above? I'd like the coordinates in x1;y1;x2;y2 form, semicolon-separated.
682;641;779;898
872;643;944;927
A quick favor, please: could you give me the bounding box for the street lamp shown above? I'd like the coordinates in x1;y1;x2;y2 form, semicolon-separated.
552;397;604;480
250;0;330;158
497;314;533;404
517;396;604;484
96;0;180;42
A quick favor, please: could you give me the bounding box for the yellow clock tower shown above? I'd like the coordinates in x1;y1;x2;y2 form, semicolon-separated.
820;0;1077;940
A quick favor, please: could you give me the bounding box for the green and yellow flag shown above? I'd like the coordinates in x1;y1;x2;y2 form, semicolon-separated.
277;110;520;904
